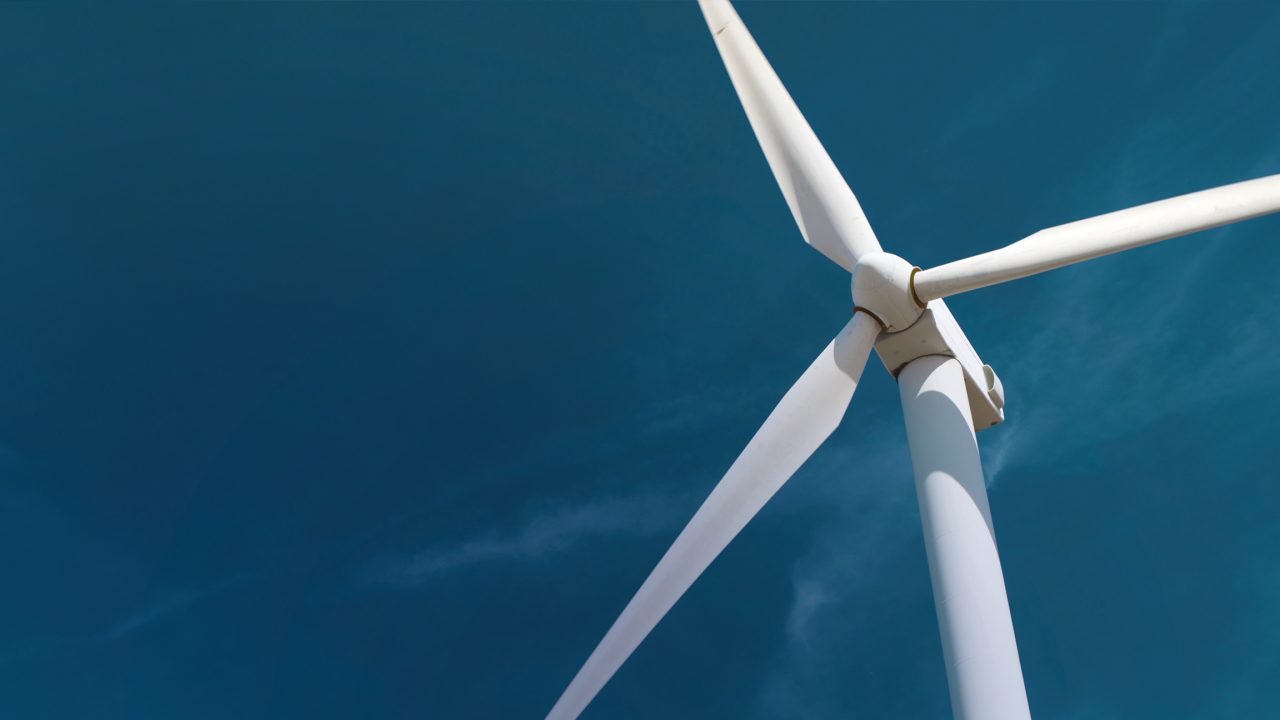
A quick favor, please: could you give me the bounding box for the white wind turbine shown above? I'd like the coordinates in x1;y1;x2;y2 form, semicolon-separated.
547;2;1280;718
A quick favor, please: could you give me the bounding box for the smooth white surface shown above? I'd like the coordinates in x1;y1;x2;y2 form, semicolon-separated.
546;313;881;720
914;173;1280;300
698;0;881;271
851;251;922;331
899;356;1030;720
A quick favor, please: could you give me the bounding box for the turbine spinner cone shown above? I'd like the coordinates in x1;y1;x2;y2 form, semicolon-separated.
851;252;923;332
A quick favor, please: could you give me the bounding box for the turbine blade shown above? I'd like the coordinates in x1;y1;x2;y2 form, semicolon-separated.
913;173;1280;301
700;0;881;270
545;312;881;720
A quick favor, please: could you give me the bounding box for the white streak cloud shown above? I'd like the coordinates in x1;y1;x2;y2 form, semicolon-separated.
371;491;687;584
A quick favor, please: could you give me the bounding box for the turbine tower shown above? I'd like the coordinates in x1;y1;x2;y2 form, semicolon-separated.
547;2;1280;717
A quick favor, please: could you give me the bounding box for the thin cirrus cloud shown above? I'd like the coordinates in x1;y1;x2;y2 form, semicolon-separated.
0;576;243;666
370;491;689;584
368;385;771;586
97;585;215;643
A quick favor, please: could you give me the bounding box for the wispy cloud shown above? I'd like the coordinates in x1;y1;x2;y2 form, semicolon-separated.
0;577;242;666
784;578;832;654
754;430;921;717
367;370;813;587
96;584;221;643
369;491;689;584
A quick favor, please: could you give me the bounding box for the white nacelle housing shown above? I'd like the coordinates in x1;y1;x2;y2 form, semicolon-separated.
874;300;1006;431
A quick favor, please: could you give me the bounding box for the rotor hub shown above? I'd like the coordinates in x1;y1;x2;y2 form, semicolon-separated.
851;252;924;332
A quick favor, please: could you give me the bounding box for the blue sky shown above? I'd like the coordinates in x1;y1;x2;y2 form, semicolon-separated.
2;2;1279;718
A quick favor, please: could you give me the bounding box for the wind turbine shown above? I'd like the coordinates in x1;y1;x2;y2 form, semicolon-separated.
547;2;1280;718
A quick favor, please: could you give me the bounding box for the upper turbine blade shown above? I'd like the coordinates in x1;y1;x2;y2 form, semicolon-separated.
545;312;881;720
700;0;881;271
913;173;1280;301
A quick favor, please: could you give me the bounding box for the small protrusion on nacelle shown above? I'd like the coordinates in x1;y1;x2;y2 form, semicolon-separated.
983;364;1005;410
851;252;924;332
